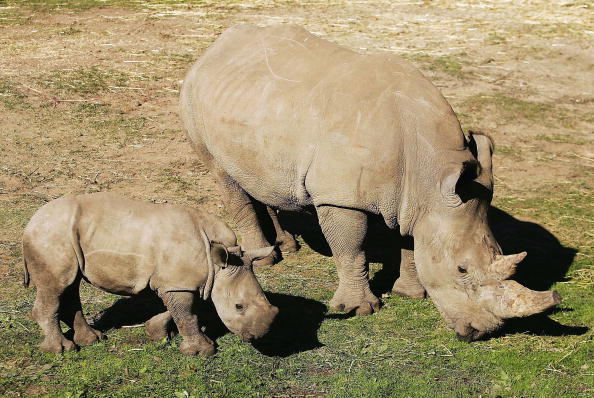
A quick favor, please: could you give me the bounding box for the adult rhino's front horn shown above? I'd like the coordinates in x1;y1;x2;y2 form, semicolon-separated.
482;251;561;319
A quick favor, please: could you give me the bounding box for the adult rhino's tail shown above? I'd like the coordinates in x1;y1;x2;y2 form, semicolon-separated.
22;243;30;288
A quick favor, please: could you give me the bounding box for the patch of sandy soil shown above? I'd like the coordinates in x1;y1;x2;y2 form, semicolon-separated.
0;0;592;245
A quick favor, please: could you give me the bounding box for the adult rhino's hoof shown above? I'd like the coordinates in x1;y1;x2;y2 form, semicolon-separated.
277;234;300;254
40;336;77;354
329;287;381;315
252;249;280;267
392;278;426;299
74;327;105;346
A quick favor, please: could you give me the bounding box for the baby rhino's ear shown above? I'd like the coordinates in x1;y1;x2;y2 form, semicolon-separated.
211;244;229;269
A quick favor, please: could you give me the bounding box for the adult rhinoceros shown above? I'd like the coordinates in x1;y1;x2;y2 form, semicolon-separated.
180;24;561;341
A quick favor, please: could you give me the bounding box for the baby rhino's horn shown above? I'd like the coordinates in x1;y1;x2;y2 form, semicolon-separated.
241;246;275;264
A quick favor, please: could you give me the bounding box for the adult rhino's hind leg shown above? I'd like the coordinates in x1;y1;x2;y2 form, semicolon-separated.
214;167;277;266
267;206;300;254
60;276;105;346
316;206;381;315
392;246;426;299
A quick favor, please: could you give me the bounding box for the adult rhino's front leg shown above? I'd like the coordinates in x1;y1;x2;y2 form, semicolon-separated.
316;206;381;315
392;242;426;299
214;168;277;266
266;206;300;254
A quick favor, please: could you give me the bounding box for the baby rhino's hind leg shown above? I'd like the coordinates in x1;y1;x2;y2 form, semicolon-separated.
25;242;78;353
145;311;175;341
31;288;77;353
60;276;105;346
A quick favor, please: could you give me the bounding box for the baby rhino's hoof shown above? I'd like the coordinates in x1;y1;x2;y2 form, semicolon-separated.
145;312;174;341
179;336;216;356
278;234;300;254
40;337;77;354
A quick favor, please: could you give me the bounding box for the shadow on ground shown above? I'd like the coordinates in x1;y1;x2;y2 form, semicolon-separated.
88;205;584;346
276;205;586;338
90;290;326;356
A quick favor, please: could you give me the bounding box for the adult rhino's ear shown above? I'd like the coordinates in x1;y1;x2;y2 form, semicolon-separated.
211;243;229;269
468;131;494;191
440;161;479;207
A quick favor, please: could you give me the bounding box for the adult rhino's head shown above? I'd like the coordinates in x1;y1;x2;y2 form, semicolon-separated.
205;244;279;341
411;132;561;341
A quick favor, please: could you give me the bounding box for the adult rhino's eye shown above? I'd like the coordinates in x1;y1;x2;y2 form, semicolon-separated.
457;266;468;274
235;304;244;310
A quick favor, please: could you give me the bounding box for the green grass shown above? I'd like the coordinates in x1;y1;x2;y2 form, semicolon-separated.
536;133;586;145
1;1;592;397
495;145;521;156
459;93;580;128
37;67;130;96
0;79;28;109
463;93;553;121
404;53;469;79
1;182;592;397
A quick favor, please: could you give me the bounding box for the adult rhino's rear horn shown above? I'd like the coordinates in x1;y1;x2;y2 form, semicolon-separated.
480;280;562;319
490;251;527;280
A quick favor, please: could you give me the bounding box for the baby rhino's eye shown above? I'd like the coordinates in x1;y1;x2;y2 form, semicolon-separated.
457;266;468;274
235;304;244;310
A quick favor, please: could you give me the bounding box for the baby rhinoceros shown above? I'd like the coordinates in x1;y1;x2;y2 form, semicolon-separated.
22;192;279;356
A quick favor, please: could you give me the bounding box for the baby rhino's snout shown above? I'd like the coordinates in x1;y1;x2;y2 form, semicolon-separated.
245;303;279;341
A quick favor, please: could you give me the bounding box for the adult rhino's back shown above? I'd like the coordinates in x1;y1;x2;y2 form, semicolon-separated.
181;24;460;212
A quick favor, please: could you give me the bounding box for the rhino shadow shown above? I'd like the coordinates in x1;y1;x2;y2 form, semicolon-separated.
277;209;405;296
276;206;586;337
487;207;586;338
488;206;576;291
181;292;327;356
91;288;167;333
90;289;326;356
250;293;326;356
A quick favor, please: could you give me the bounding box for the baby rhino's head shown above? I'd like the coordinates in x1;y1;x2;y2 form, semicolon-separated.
209;245;278;341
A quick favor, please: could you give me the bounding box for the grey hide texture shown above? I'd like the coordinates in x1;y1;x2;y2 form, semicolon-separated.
22;192;278;355
180;24;560;341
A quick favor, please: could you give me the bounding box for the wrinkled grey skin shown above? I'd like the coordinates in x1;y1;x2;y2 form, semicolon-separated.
180;24;561;341
22;192;278;355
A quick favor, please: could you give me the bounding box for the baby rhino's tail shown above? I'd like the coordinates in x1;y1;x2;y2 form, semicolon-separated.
22;244;30;288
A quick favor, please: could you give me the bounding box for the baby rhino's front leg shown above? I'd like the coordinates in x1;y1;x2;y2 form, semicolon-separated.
158;291;215;356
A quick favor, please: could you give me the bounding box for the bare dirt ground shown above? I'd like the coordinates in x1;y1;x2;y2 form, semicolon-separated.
0;1;592;397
